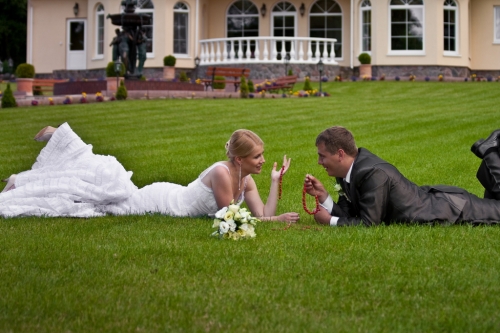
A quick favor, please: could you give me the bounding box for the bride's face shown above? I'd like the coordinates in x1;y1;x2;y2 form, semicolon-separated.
240;145;265;175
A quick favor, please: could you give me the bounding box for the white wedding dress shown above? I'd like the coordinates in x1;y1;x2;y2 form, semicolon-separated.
0;123;245;218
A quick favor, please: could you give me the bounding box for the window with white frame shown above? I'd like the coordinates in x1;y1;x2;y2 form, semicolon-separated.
272;1;296;59
227;0;259;58
444;0;457;53
494;6;500;43
309;0;342;59
96;4;105;57
174;2;189;55
135;0;154;55
361;0;371;52
390;0;424;53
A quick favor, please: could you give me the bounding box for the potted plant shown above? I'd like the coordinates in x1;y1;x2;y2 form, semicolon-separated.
213;75;226;91
163;55;176;80
105;61;125;93
358;53;372;78
15;63;35;96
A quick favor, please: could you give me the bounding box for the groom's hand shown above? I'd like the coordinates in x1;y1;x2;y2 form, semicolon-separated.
314;207;333;225
304;174;328;203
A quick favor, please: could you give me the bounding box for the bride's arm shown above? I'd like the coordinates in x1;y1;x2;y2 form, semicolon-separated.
244;171;300;223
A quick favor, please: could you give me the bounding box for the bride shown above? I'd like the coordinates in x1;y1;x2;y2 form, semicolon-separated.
0;123;300;222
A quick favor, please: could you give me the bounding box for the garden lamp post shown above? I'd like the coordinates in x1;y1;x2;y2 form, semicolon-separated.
114;60;122;90
317;58;324;95
194;56;200;81
284;53;290;76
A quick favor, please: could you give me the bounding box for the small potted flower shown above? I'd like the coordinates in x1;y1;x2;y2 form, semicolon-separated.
80;92;88;103
438;74;444;82
31;99;38;106
48;97;54;105
63;96;72;104
409;74;416;81
95;92;104;102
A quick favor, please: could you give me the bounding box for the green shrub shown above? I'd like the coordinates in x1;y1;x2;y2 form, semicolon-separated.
239;76;249;98
2;60;11;74
140;75;146;81
106;62;126;77
1;83;17;108
33;86;43;96
163;55;176;67
179;71;189;82
303;77;313;91
248;79;255;93
358;53;371;65
287;69;294;76
213;76;226;90
116;79;128;100
15;63;35;78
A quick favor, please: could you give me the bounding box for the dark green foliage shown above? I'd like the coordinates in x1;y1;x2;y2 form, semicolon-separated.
358;52;371;64
287;69;294;76
247;79;255;93
0;0;27;67
33;86;43;96
2;60;12;74
15;63;35;78
1;83;17;108
106;62;126;77
116;79;128;100
213;75;226;89
239;76;249;98
179;71;189;82
140;75;146;81
163;55;176;66
303;77;313;91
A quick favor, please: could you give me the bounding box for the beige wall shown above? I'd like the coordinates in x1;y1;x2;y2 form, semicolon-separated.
470;0;500;70
28;0;500;74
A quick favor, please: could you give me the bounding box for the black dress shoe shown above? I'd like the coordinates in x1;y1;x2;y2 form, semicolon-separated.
471;129;500;158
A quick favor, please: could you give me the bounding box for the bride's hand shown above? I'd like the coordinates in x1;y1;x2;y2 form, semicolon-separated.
271;155;291;181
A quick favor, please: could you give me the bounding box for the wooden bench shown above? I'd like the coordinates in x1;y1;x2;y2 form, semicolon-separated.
201;67;250;92
268;75;298;94
32;79;66;94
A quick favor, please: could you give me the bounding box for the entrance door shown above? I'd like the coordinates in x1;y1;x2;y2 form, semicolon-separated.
67;19;87;70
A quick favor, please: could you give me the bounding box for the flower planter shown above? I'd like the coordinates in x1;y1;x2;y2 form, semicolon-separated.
106;77;124;92
16;78;34;96
163;66;175;80
359;64;372;79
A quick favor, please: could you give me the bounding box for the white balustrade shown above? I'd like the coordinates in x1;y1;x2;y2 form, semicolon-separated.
198;37;337;65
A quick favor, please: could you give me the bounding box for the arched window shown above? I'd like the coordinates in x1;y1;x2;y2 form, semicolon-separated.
135;0;154;55
174;2;189;55
272;1;296;58
96;4;105;57
227;0;259;58
390;0;424;53
227;0;259;38
444;0;457;54
360;0;371;53
309;0;343;58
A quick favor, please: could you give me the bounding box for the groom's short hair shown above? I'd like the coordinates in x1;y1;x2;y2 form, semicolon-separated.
316;126;358;156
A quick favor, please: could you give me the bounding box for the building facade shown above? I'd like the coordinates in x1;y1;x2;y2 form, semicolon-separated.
26;0;500;78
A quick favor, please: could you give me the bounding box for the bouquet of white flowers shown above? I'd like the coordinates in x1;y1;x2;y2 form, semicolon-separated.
211;201;259;240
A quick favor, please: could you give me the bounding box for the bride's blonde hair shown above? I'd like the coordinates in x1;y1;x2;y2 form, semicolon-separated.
226;129;263;160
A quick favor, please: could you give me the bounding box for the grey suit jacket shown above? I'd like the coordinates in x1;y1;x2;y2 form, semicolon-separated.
331;148;500;226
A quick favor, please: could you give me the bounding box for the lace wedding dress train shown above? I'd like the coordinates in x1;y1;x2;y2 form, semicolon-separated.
0;123;243;218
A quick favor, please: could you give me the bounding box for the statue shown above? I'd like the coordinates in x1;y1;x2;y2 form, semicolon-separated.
136;28;148;76
107;0;152;78
110;29;121;62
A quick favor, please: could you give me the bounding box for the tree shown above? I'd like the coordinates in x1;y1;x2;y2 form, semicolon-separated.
0;0;27;69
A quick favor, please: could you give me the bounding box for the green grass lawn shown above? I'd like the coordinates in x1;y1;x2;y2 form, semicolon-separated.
1;82;500;332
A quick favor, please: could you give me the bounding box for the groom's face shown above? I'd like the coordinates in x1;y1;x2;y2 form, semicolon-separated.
317;142;344;178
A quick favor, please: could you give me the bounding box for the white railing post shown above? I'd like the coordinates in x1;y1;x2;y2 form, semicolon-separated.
198;37;338;65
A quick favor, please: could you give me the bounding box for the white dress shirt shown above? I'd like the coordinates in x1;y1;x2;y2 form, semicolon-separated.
319;162;354;226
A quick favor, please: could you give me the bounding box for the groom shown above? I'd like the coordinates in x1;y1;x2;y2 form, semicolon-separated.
304;126;500;226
